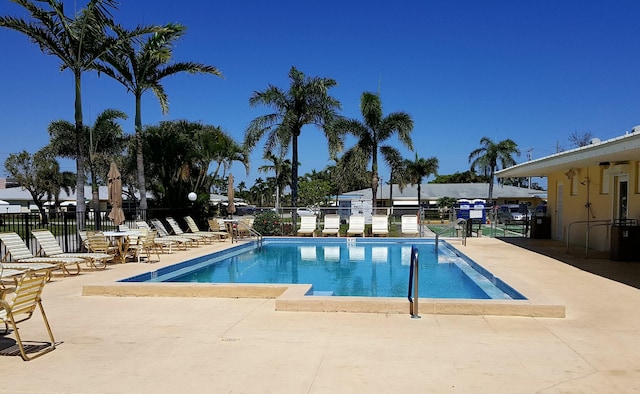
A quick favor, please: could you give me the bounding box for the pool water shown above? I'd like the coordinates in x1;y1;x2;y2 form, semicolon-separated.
122;239;526;300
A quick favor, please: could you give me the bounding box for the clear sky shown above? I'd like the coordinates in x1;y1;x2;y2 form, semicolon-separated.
2;0;640;189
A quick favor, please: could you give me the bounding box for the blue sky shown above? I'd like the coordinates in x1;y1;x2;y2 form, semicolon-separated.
2;0;640;189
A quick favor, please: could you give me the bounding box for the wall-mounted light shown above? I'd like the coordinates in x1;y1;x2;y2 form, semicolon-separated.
564;168;576;179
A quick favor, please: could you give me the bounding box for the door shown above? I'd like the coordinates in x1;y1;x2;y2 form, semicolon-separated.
614;175;629;221
555;182;564;240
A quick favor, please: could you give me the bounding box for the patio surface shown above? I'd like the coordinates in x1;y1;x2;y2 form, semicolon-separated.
2;236;640;393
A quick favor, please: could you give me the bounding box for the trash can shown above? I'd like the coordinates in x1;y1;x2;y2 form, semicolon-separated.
530;216;551;239
610;219;640;261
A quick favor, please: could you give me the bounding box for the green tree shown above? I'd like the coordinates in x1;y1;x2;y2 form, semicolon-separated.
298;178;331;207
48;109;129;212
4;149;61;224
333;92;414;211
245;66;342;212
258;151;291;210
0;0;146;221
431;171;488;184
401;153;439;209
97;23;222;213
468;137;520;201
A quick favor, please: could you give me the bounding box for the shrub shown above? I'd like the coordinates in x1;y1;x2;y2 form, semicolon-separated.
252;211;282;236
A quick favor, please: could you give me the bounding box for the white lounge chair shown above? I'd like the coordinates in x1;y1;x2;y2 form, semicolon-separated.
371;215;389;237
184;216;228;241
0;232;82;276
401;215;420;237
31;229;111;269
346;215;365;237
322;215;340;237
148;219;197;248
297;216;317;236
165;217;210;244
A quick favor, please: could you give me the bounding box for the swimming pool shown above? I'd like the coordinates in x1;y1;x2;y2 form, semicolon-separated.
121;238;526;300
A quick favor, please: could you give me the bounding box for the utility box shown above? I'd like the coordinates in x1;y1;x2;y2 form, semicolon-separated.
530;216;551;239
610;219;640;261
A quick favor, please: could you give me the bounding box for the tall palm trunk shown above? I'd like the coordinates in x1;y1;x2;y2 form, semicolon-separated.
291;131;300;208
135;93;148;217
371;173;379;214
74;71;86;228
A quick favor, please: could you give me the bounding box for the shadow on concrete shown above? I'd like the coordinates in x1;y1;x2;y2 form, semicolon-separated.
498;237;640;290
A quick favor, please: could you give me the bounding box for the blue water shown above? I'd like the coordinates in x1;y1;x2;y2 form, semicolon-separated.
122;239;526;300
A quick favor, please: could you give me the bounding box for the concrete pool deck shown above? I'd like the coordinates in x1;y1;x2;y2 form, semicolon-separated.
2;236;640;392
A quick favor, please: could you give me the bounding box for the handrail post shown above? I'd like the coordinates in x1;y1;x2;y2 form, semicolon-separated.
408;245;420;319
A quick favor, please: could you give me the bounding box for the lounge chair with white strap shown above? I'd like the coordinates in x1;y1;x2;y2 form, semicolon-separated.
297;215;317;236
164;217;210;244
371;215;389;237
31;230;111;269
148;219;197;248
346;215;365;237
0;232;82;277
321;215;340;237
183;216;228;241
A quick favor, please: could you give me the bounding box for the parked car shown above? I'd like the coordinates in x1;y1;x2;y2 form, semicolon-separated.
497;204;528;224
296;207;317;216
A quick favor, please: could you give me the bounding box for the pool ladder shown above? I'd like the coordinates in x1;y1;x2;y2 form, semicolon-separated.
407;245;421;319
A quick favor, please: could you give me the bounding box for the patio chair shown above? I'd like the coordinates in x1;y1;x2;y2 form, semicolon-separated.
85;231;119;259
0;271;56;361
165;217;210;245
321;215;340;237
297;215;317;236
209;218;231;237
236;217;255;238
401;215;420;237
346;215;365;237
132;221;179;253
148;219;197;248
128;229;161;263
31;230;111;270
0;232;82;277
184;216;228;241
371;215;389;237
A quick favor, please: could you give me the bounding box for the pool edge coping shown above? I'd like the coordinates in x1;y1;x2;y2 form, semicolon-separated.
82;281;565;318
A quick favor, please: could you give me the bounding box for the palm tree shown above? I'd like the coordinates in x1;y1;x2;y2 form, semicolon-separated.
468;137;520;202
97;23;222;214
402;153;439;210
333;92;414;211
48;109;129;212
0;0;147;223
258;151;292;210
193;125;249;193
245;66;342;211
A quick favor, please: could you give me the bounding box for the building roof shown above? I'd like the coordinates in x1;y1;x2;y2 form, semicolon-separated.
342;183;543;201
0;186;146;203
496;131;640;178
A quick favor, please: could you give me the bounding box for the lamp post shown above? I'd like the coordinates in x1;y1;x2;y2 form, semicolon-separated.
188;192;197;203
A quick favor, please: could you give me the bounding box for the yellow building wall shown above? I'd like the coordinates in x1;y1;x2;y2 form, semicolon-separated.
546;161;639;251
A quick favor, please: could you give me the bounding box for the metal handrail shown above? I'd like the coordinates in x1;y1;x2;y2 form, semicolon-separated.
248;227;263;245
408;245;421;319
566;219;610;256
435;218;467;254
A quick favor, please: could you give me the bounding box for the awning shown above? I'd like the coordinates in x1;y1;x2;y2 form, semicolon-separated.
393;201;419;206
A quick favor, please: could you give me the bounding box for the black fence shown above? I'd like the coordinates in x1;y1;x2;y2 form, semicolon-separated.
0;207;208;256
